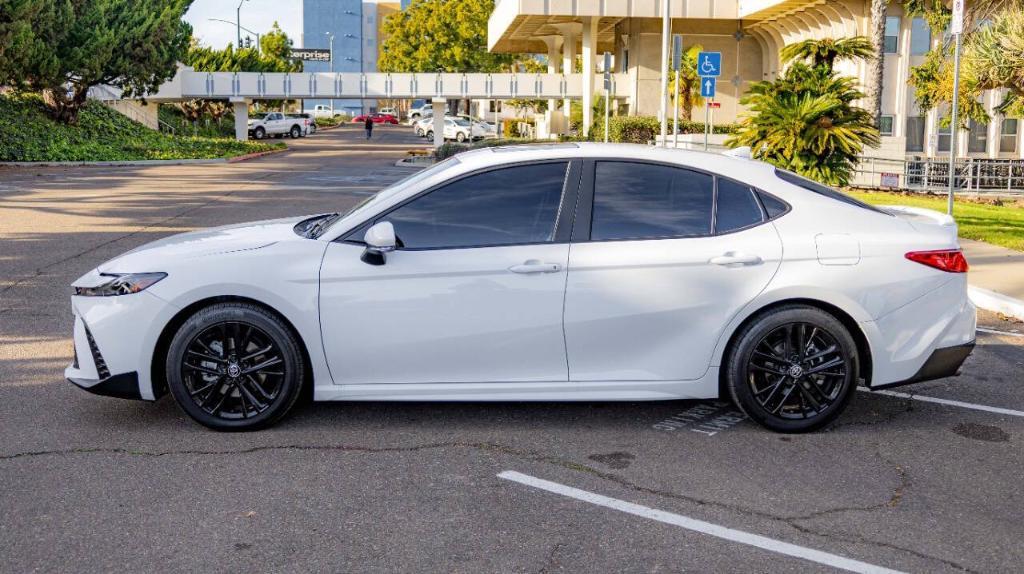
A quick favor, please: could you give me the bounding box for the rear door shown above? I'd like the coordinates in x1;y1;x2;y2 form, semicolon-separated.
563;160;783;382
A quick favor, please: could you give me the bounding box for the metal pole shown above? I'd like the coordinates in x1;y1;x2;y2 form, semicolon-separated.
659;0;670;147
236;0;243;48
604;86;610;143
672;69;679;149
947;31;962;215
327;33;335;116
704;102;709;151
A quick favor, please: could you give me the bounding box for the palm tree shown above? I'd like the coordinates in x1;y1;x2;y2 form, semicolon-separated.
727;63;880;186
780;37;874;73
865;0;889;127
966;9;1024;116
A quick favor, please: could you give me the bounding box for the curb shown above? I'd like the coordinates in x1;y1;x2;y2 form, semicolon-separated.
225;147;289;163
968;285;1024;321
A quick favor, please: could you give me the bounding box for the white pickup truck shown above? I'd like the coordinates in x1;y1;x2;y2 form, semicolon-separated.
247;112;306;140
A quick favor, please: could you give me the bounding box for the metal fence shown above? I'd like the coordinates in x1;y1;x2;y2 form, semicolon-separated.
851;156;1024;194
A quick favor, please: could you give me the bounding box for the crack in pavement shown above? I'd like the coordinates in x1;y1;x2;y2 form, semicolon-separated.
0;439;973;572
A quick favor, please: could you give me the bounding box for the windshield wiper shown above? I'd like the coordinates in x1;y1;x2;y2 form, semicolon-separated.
305;213;341;239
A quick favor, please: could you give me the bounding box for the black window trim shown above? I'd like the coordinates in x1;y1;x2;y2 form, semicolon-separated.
340;158;582;251
575;158;790;244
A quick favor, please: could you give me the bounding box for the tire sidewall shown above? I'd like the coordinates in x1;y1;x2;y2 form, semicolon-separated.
254;127;265;140
727;306;858;433
166;303;304;431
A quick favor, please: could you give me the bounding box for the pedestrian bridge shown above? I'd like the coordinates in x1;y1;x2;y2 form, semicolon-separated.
151;70;628;101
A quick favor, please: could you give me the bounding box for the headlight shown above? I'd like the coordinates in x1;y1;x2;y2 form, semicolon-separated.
74;272;167;297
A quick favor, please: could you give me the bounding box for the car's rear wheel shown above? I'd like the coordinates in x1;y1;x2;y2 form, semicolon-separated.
425;130;433;140
725;305;858;433
166;303;304;431
290;125;301;138
456;132;466;142
253;127;265;140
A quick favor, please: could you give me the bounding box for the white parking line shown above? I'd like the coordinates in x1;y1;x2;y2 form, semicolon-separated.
977;327;1024;338
498;471;906;574
859;388;1024;418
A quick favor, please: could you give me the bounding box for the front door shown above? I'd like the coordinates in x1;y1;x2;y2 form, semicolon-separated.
319;160;579;385
563;161;783;382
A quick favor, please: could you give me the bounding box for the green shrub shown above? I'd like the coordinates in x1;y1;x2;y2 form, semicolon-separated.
0;93;282;162
588;115;741;144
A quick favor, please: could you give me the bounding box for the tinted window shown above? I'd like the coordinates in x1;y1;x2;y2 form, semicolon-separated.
775;169;889;215
382;162;568;249
715;179;763;233
591;162;713;240
758;192;788;219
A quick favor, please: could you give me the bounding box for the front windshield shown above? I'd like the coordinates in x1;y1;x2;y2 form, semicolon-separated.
250;113;267;120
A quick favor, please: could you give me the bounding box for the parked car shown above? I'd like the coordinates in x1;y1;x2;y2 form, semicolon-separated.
378;107;398;118
414;115;436;137
407;103;431;122
352;113;399;125
247;112;306;140
289;113;317;134
311;104;345;119
65;143;976;432
442;117;488;142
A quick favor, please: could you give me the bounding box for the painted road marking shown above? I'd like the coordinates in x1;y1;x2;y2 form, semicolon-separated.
859;388;1024;418
652;401;746;435
498;471;905;574
977;327;1024;338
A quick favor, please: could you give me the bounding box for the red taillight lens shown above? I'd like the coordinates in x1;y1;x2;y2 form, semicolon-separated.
905;249;969;273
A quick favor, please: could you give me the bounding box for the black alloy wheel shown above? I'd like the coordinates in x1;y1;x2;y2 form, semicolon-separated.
166;303;304;431
726;306;858;432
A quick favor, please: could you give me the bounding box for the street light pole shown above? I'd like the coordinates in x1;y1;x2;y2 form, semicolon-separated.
947;0;965;216
236;0;247;48
658;0;670;147
326;32;335;116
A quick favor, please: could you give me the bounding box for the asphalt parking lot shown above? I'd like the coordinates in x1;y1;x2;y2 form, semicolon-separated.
2;125;1023;573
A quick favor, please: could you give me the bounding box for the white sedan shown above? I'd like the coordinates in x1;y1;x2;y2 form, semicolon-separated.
65;143;976;432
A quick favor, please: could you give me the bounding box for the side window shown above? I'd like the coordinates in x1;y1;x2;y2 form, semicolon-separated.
382;162;568;249
715;178;763;233
591;162;713;240
757;192;789;219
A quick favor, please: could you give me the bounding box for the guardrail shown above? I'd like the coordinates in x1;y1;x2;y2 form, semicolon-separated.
851;156;1024;194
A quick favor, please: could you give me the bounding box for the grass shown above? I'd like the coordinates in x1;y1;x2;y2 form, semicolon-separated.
847;190;1024;252
0;93;284;162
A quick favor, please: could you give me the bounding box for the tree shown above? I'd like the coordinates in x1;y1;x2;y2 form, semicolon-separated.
780;37;873;73
0;0;193;124
727;61;880;186
865;0;889;127
667;44;703;121
378;0;514;73
259;21;292;61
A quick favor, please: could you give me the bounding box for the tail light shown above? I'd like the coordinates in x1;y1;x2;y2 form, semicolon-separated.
905;249;969;273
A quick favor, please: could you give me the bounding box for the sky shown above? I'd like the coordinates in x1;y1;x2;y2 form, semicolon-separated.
184;0;302;49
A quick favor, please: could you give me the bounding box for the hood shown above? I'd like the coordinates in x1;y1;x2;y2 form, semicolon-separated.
95;215;316;273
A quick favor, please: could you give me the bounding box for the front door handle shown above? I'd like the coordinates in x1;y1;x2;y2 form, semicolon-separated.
508;259;562;274
709;252;763;267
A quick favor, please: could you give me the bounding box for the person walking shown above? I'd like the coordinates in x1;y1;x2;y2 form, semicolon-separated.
364;115;373;140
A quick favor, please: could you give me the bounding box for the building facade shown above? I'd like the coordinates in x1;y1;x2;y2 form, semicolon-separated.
487;0;1022;163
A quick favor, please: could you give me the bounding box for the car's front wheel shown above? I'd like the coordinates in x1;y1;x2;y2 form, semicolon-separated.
456;132;466;142
166;303;304;431
725;305;858;433
252;127;265;140
425;130;433;140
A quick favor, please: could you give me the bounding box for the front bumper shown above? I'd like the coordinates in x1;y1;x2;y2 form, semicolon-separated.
67;371;143;400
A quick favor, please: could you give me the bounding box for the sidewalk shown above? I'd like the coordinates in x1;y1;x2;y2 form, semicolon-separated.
962;239;1024;319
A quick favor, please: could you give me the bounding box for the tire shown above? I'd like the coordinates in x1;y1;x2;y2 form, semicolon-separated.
290;125;301;138
416;128;423;137
725;305;858;433
456;132;466;142
425;130;433;140
253;127;265;140
165;303;305;431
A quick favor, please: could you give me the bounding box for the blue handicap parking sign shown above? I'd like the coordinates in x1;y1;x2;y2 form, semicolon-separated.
700;77;716;98
697;52;722;77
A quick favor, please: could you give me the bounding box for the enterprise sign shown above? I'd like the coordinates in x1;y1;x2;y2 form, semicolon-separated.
292;49;331;62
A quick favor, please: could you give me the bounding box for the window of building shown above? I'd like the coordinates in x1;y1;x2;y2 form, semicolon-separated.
880;115;895;136
382;162;568;249
715;179;764;233
884;16;900;53
1001;119;1019;154
910;18;931;55
591;162;714;240
906;116;926;151
968;119;988;153
937;123;952;152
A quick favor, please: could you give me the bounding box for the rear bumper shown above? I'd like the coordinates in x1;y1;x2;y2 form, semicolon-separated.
872;341;975;390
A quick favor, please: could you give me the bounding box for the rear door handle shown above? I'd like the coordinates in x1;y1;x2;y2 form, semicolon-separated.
709;252;763;267
508;259;562;274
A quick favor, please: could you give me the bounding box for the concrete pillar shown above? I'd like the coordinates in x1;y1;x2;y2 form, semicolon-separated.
554;24;580;124
432;97;446;147
231;98;250;141
541;35;563;135
581;17;597;138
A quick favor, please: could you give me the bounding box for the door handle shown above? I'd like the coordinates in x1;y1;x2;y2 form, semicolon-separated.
508;259;562;274
709;252;763;267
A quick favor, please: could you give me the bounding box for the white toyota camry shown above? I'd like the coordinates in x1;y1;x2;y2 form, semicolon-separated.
66;143;976;432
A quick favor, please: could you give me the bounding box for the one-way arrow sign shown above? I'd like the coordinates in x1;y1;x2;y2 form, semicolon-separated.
700;77;716;98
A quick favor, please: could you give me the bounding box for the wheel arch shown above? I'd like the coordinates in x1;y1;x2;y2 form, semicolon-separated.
150;295;314;400
716;298;874;397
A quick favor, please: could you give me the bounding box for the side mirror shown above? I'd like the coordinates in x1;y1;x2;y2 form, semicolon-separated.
361;221;396;266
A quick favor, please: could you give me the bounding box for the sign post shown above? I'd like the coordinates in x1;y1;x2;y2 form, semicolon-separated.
671;35;682;149
603;52;611;143
697;52;721;152
947;0;965;215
